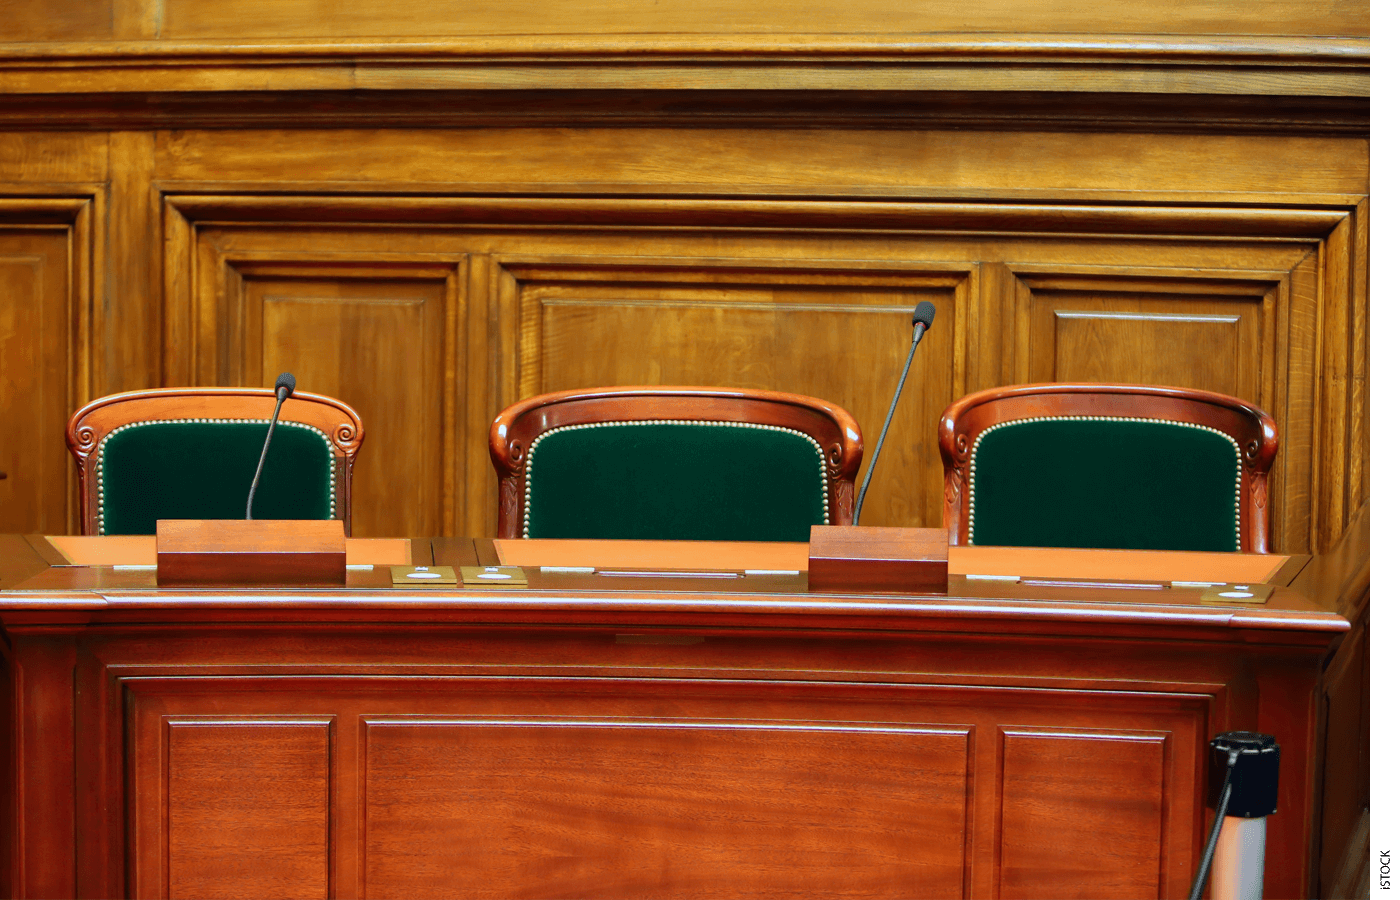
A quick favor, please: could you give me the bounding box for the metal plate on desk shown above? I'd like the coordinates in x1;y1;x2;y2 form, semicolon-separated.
1199;583;1273;604
390;566;458;587
460;565;528;587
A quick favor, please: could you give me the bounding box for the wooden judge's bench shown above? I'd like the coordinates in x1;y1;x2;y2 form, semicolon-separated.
0;523;1366;900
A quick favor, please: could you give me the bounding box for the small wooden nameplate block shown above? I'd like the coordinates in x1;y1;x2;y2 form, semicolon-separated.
156;519;347;586
808;526;949;594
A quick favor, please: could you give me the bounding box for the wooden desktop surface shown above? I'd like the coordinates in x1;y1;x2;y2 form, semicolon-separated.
0;533;1357;900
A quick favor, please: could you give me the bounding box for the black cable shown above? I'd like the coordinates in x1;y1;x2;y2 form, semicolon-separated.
1189;748;1241;900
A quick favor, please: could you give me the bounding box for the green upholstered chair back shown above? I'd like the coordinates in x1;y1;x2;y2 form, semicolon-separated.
490;387;863;541
939;384;1278;552
67;388;365;536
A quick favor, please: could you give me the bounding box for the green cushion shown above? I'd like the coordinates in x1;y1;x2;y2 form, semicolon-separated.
97;420;336;535
525;422;828;541
968;418;1240;551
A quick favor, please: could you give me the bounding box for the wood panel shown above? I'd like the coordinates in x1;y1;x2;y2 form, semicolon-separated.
159;718;333;900
114;662;1228;899
0;195;93;535
998;730;1170;899
503;259;964;529
363;718;969;899
187;247;467;537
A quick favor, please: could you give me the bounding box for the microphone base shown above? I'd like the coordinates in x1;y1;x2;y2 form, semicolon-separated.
807;525;949;594
156;519;347;586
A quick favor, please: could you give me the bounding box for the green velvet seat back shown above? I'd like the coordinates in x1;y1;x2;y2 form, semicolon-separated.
97;420;337;535
524;421;829;541
968;418;1241;551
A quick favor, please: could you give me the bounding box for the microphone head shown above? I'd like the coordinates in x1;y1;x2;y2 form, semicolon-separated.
912;302;936;330
274;372;296;396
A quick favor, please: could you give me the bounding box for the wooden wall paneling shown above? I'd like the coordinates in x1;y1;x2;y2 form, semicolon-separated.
997;241;1333;554
496;257;968;529
1281;249;1321;556
148;133;1367;202
0;195;95;534
1315;215;1362;552
203;250;464;537
157;193;1363;545
105;132;160;397
1348;200;1368;529
137;0;1365;41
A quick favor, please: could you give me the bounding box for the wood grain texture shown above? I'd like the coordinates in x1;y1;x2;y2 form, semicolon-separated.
363;718;969;898
159;719;332;899
0;533;1350;898
0;193;95;535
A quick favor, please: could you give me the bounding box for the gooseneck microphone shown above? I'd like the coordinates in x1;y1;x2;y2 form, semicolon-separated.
246;372;297;519
853;302;935;525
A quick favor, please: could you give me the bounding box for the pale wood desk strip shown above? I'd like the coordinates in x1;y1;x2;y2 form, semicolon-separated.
45;535;413;566
495;539;1288;583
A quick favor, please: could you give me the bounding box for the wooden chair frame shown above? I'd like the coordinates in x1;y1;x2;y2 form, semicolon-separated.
66;387;365;536
937;383;1279;552
490;386;864;539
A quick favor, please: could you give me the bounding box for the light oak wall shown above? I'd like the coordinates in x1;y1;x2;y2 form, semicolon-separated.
0;0;1368;554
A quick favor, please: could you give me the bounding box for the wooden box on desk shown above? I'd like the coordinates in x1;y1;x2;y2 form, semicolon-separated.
156;519;347;585
808;525;948;593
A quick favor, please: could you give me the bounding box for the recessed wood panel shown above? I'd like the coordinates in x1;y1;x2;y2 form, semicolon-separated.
165;718;332;900
1020;279;1270;399
363;718;970;899
511;262;964;528
206;258;462;537
0;230;73;533
998;729;1168;899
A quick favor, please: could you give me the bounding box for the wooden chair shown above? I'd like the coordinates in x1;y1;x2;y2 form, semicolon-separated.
938;383;1278;552
66;387;364;536
490;386;863;540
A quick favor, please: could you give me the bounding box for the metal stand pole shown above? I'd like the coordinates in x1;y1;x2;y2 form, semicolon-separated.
1189;732;1280;900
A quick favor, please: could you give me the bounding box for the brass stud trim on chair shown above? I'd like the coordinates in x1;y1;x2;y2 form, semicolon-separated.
965;415;1243;550
521;419;830;539
94;419;338;535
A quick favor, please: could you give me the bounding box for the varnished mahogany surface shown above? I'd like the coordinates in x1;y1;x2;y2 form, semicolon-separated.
0;534;1351;899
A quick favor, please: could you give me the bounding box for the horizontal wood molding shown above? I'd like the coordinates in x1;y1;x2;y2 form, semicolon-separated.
0;33;1366;130
163;193;1352;236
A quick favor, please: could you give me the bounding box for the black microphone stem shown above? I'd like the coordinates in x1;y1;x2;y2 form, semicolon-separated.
854;330;922;525
246;390;289;519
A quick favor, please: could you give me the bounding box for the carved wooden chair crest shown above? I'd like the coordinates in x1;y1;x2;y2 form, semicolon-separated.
938;383;1277;552
66;387;364;536
490;386;863;541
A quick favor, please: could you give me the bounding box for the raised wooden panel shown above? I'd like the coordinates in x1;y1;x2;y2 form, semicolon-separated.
0;214;86;534
363;718;970;899
503;259;965;528
160;718;333;900
192;250;466;536
148;0;1365;40
998;729;1169;899
1014;271;1278;398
